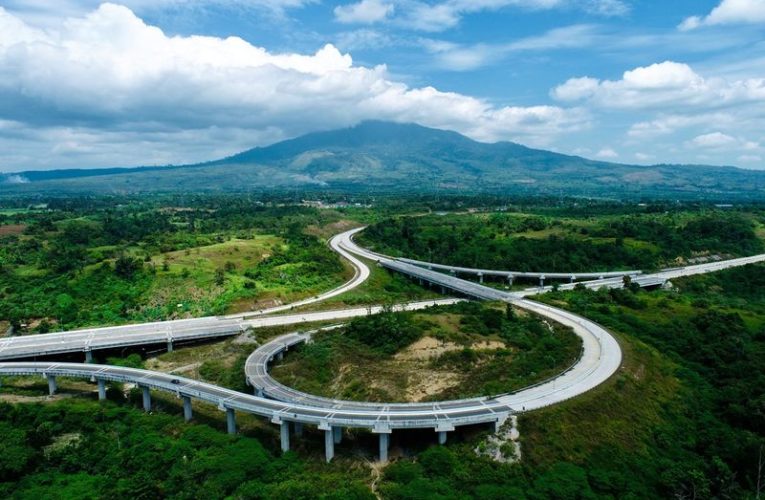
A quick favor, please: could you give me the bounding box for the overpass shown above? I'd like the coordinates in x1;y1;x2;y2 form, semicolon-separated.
1;228;763;463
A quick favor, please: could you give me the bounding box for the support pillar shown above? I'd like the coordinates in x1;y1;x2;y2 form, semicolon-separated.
255;387;264;398
438;431;448;445
226;408;236;435
324;428;335;463
167;340;173;353
379;433;390;464
478;273;484;284
280;421;290;452
539;277;545;287
46;375;57;396
276;351;283;361
507;276;514;286
85;350;93;363
440;286;446;294
293;422;303;437
97;379;106;401
142;386;151;412
570;276;576;283
183;396;193;422
333;426;343;444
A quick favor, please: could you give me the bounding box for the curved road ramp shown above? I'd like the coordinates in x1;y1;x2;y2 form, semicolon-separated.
1;228;763;462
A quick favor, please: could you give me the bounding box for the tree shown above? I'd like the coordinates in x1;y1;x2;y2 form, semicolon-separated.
114;254;142;279
214;268;226;286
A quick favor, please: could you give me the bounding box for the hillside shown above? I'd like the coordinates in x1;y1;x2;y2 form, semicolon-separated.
2;121;764;199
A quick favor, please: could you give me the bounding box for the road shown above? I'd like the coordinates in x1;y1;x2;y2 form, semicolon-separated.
1;227;763;461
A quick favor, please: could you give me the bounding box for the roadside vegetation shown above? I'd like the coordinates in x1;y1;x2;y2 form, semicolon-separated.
271;302;581;402
359;209;764;272
0;197;357;332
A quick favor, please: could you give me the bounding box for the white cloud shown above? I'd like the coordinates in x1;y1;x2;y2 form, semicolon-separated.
595;147;618;159
334;0;394;24
425;24;600;71
398;0;628;32
0;4;587;170
680;0;765;31
689;132;737;149
552;60;765;109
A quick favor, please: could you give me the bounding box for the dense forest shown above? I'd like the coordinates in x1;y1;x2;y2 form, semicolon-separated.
360;210;765;272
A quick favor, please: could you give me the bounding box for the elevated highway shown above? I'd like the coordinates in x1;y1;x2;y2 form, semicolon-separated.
1;227;763;463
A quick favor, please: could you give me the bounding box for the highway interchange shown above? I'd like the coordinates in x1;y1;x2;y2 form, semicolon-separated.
1;227;764;462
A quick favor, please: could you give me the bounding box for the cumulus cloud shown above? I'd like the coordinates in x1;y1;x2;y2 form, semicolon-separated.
552;60;765;109
0;4;587;170
687;132;760;152
335;0;394;24
679;0;765;31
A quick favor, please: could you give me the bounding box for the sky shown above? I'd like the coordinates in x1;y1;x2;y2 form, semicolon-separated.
0;0;764;172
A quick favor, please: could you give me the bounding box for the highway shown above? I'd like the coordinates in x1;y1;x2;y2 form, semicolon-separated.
1;226;763;462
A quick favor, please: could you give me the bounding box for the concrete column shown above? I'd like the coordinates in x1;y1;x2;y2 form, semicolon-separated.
226;408;236;435
440;286;446;294
97;379;106;400
167;340;173;353
507;276;514;286
255;387;264;398
276;351;283;361
280;421;290;452
293;422;303;437
438;431;448;445
333;426;343;444
46;375;57;396
142;386;151;412
570;276;576;283
85;350;93;363
324;428;335;463
539;277;545;287
379;433;390;464
183;396;193;422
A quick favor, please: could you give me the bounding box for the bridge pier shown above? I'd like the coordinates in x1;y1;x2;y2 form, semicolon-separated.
255;387;264;398
226;408;237;434
379;432;390;464
183;396;193;421
167;340;173;353
141;386;151;411
478;272;484;284
46;375;57;396
85;350;93;363
97;379;106;400
333;426;343;444
324;428;335;462
539;276;545;287
280;421;290;452
293;422;303;437
570;275;576;284
276;351;283;361
438;431;448;445
507;276;514;286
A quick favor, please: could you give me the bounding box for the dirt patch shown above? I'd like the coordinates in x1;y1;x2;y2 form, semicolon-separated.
395;337;462;361
405;370;462;401
0;224;26;236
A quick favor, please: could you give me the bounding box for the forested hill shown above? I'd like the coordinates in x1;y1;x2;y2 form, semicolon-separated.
3;121;765;199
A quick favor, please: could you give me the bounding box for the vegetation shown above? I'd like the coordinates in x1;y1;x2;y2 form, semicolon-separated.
271;302;581;402
0;400;374;499
0;198;354;331
360;209;764;272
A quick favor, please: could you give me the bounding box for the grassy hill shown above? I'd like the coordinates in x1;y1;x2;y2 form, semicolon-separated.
3;121;765;199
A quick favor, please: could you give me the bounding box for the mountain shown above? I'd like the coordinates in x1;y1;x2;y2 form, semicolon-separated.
2;121;764;200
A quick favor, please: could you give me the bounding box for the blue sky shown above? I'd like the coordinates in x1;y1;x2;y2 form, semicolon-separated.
1;0;764;171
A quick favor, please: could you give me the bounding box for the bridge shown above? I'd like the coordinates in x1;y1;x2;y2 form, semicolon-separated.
1;228;763;463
